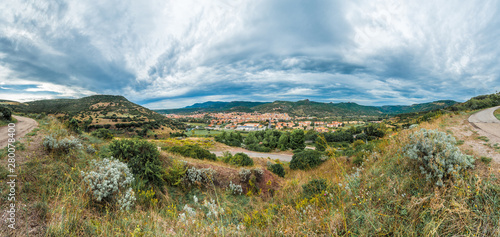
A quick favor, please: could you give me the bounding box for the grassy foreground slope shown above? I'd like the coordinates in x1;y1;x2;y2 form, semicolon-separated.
1;108;499;236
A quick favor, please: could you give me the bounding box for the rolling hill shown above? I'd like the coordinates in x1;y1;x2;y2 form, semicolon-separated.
6;95;184;136
156;99;459;117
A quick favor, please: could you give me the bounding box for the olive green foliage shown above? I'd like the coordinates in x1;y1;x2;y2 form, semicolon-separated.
290;129;306;150
277;132;290;151
164;159;187;186
404;129;475;186
451;92;500;111
218;129;306;152
215;131;243;147
315;135;328;151
167;145;216;161
0;106;12;120
268;163;285;177
91;128;114;140
67;118;81;134
290;150;323;170
109;139;164;187
222;152;254;167
302;178;327;197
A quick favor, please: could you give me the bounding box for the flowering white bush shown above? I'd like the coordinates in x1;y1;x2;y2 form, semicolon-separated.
404;129;475;186
184;167;216;184
239;169;251;183
81;158;136;210
203;199;224;218
228;181;243;195
43;134;82;153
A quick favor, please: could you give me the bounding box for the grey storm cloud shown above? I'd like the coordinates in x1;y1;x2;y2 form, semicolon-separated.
0;0;500;108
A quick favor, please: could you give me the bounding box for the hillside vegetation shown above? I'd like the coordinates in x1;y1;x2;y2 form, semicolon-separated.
3;99;499;236
6;95;183;138
157;99;458;117
451;92;500;111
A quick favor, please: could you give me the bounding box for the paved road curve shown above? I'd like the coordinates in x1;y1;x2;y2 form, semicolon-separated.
0;115;38;148
468;106;500;140
468;106;500;123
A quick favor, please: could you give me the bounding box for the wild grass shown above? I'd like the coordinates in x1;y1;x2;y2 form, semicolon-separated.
3;113;500;236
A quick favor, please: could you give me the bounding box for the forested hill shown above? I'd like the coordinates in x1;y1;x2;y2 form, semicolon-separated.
5;95;184;131
156;99;458;117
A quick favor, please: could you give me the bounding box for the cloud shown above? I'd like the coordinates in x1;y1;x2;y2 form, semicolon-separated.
1;0;500;108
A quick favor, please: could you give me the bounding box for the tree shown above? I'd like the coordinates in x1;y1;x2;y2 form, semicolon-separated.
315;134;328;151
290;150;323;170
278;133;290;151
290;129;306;150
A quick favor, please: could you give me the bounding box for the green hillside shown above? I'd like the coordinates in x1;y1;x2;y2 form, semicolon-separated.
450;92;500;111
157;99;458;117
7;95;184;136
379;100;458;114
156;101;268;114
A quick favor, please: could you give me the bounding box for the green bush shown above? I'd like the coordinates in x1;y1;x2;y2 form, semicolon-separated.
109;139;164;187
222;152;254;167
480;156;492;164
302;179;327;197
268;163;285;177
91;128;114;140
0;106;12;120
167;145;216;161
290;150;323;170
164;159;187;186
404;129;475;186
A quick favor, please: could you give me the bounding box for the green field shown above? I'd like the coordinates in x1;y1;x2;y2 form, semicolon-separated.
495;109;500;120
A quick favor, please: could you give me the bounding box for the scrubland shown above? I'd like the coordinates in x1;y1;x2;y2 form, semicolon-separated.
1;112;499;236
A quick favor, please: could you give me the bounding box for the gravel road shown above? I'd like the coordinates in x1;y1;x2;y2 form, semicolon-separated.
0;115;38;148
468;106;500;142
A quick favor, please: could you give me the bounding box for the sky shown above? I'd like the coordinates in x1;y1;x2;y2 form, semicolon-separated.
1;0;500;109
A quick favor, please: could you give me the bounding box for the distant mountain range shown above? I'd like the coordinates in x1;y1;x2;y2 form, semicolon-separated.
155;99;459;117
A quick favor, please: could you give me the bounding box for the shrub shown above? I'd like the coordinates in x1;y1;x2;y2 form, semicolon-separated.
228;181;243;195
81;158;136;210
239;169;252;183
404;129;475;186
269;163;285;177
184;167;216;184
480;156;492;164
85;145;96;154
0;106;12;120
164;159;187;186
109;139;164;187
302;178;327;197
91;128;114;140
43;135;82;153
253;168;264;181
167;145;216;161
290;150;324;170
223;152;254;167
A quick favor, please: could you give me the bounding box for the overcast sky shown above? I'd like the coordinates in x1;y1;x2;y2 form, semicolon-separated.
1;0;499;109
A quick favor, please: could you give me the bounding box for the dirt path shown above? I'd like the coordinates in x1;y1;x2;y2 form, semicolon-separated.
211;147;293;162
0;115;38;148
